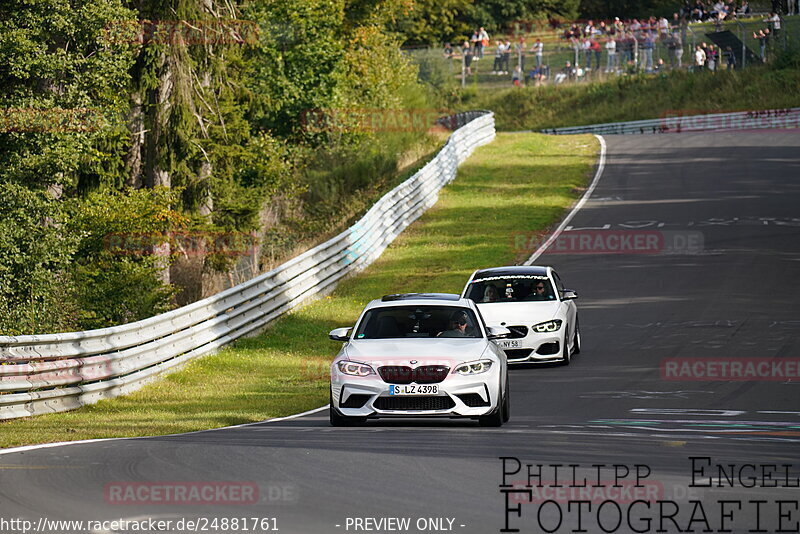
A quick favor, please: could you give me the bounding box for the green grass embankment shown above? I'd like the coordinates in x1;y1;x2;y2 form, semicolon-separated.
462;67;800;131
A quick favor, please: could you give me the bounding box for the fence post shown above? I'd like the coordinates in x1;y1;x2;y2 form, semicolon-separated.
738;21;746;69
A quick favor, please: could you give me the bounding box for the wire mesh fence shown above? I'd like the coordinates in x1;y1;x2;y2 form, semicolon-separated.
405;15;800;90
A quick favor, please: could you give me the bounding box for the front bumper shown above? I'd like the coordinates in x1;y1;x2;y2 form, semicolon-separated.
494;331;564;363
331;368;501;418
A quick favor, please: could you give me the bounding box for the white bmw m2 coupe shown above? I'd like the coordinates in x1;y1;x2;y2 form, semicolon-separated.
462;266;581;365
328;293;510;426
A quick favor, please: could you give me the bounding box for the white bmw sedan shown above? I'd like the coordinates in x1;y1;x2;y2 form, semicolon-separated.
328;293;510;426
462;266;581;365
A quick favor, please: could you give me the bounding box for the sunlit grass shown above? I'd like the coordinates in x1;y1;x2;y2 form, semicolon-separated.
0;133;598;448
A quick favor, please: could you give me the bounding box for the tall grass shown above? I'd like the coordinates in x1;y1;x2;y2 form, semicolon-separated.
459;64;800;131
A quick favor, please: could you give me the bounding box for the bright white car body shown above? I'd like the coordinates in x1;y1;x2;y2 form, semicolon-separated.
461;266;581;365
328;293;510;426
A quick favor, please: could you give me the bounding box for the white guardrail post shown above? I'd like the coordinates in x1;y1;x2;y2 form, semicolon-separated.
542;107;800;135
0;111;496;420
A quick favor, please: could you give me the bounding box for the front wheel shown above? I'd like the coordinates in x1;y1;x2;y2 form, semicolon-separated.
479;381;505;427
559;327;571;366
573;318;581;354
329;391;367;426
501;375;510;423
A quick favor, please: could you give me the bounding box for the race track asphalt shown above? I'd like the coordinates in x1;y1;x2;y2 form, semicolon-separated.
1;131;798;534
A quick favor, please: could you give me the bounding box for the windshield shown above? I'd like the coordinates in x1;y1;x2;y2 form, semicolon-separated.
354;306;482;339
466;275;556;303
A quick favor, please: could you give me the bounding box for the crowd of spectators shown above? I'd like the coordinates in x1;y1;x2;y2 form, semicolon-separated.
442;2;791;86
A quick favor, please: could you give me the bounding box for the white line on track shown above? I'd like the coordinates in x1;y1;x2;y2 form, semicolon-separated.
524;134;607;265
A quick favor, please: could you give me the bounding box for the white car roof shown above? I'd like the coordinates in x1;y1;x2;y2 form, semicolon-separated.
365;293;477;310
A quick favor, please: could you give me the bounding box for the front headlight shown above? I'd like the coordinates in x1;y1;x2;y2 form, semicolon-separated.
336;361;375;376
532;319;563;333
453;359;494;375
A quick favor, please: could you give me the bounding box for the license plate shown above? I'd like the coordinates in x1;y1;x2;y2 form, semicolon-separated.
389;384;439;395
498;340;520;348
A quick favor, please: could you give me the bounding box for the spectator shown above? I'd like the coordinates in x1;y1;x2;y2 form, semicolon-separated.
669;32;684;68
443;42;454;59
515;37;526;71
492;40;504;74
531;38;543;67
754;29;767;61
765;13;781;40
590;38;602;71
582;37;592;69
738;1;751;15
654;58;666;72
706;43;718;71
700;42;711;69
478;27;490;58
658;15;670;37
512;65;523;86
640;32;655;72
470;30;483;60
462;40;473;75
605;36;617;72
502;39;512;74
527;64;546;86
694;44;706;70
725;46;737;69
554;61;576;84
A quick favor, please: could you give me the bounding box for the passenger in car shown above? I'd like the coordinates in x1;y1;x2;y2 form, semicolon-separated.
483;284;500;302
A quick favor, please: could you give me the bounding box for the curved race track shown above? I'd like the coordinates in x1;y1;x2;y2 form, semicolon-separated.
1;131;799;534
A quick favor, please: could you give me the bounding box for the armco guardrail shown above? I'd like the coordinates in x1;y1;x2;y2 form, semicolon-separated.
543;107;800;135
0;111;496;420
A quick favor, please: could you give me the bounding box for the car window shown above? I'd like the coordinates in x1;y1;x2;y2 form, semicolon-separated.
465;275;556;302
552;271;565;294
354;306;482;339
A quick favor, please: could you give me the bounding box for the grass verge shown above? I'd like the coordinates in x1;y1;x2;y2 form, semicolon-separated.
459;66;800;131
0;132;598;449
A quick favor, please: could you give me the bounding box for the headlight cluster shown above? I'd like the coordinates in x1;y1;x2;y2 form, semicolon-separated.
532;319;563;333
454;360;493;375
336;361;374;376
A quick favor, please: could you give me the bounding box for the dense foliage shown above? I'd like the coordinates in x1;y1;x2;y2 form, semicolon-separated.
0;0;435;334
390;0;581;45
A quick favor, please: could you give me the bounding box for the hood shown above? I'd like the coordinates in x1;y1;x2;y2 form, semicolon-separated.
344;338;488;365
476;301;562;326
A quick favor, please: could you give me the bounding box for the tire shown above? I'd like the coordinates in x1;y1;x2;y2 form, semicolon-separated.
559;327;571;366
329;391;367;426
501;374;510;423
479;380;505;427
573;318;581;355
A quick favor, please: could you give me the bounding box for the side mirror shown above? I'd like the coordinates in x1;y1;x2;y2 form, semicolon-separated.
561;289;578;300
487;326;511;340
329;327;353;342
